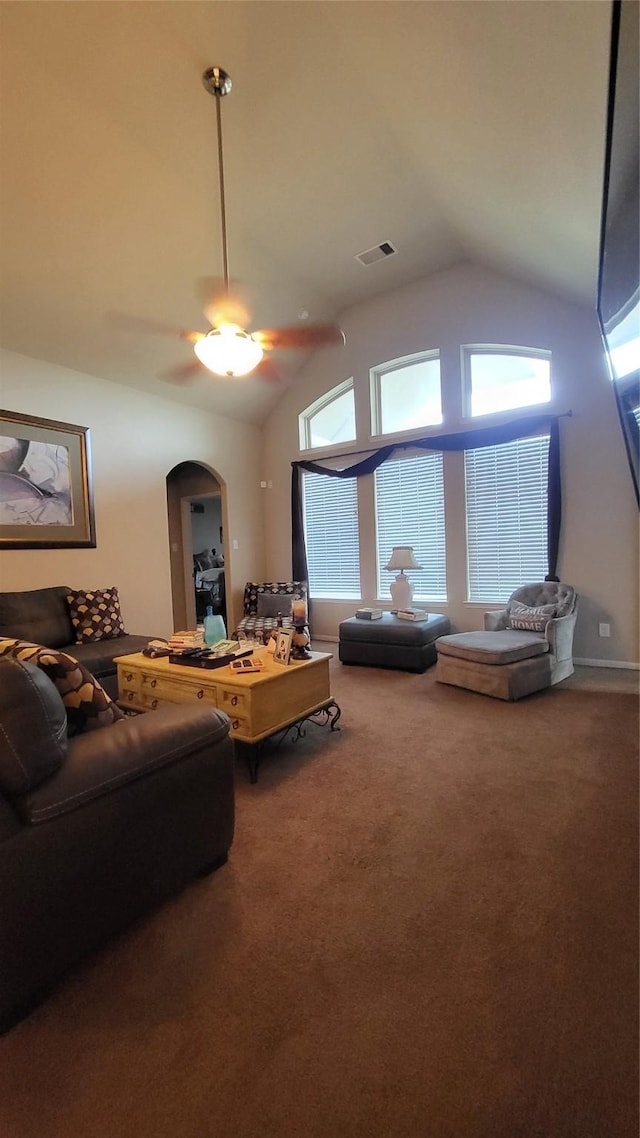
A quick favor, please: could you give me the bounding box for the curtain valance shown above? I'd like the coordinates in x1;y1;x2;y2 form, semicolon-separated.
292;412;568;596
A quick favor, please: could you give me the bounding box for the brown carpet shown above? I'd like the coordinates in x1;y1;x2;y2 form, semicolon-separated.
1;659;638;1138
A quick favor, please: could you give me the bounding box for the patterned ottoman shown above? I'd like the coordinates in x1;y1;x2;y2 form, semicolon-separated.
338;613;451;673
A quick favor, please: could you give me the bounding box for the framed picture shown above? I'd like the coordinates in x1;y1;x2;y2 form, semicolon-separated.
273;628;293;666
0;410;96;548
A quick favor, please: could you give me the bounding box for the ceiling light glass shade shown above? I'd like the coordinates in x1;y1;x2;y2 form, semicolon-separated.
384;545;423;572
194;325;264;377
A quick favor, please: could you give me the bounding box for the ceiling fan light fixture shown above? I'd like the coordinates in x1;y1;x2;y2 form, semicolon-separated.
194;325;264;378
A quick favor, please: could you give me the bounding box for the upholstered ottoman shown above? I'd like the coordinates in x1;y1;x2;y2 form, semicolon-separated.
435;631;551;701
339;613;450;673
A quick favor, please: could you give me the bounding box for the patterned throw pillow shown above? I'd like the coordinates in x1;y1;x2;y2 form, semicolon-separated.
0;638;125;736
508;600;557;632
66;587;126;643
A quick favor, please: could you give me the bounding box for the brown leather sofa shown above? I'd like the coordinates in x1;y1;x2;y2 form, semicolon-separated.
0;585;156;699
0;655;235;1032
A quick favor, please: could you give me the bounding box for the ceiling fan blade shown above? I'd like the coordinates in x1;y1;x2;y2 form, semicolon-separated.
254;355;283;385
252;324;346;352
159;359;205;385
107;311;204;343
197;276;251;330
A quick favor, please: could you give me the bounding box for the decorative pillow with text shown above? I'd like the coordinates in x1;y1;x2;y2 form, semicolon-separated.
508;600;557;633
66;587;126;643
0;638;125;736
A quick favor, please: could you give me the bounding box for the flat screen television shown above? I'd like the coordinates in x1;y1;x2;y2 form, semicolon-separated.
597;0;640;507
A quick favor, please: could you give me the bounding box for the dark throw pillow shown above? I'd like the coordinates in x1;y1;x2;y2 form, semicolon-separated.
0;638;125;736
66;586;126;643
256;593;293;619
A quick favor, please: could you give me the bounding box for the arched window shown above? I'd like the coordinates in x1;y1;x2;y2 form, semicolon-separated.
462;346;551;418
370;351;442;437
298;379;355;452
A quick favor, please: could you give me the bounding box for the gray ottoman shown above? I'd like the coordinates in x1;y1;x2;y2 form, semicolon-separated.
339;613;451;673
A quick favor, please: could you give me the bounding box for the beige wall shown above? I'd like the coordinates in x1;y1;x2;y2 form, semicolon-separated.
262;263;639;666
0;349;263;638
2;261;638;666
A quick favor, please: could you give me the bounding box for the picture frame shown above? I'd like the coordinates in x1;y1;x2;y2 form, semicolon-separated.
0;410;96;548
273;628;293;666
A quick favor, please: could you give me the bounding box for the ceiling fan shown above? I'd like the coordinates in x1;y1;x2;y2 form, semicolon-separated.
134;67;345;384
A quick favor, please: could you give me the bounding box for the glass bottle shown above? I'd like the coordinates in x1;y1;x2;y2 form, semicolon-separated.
204;605;226;646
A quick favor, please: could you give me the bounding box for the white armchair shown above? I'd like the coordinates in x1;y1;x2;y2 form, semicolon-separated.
484;582;578;685
436;582;579;700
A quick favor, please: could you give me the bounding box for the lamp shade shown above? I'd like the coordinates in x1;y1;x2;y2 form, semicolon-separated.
384;546;423;572
194;325;264;377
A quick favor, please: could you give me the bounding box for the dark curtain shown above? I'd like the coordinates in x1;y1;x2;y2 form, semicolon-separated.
544;418;561;581
291;465;309;586
292;411;568;589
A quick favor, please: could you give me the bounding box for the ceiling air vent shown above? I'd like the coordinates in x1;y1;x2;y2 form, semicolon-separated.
355;241;397;267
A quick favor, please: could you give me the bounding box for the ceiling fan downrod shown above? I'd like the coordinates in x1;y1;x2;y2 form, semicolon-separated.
202;67;232;294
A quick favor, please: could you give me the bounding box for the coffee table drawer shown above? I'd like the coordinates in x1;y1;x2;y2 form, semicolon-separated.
140;671;218;707
118;665;141;694
120;685;140;708
217;687;249;716
226;713;250;738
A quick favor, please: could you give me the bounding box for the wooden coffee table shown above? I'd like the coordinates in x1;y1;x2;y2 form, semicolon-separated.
115;648;341;782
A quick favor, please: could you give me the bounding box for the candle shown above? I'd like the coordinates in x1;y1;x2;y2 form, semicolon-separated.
291;597;307;623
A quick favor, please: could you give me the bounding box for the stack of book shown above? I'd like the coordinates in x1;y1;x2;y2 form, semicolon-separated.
396;609;428;621
355;607;383;620
167;629;205;652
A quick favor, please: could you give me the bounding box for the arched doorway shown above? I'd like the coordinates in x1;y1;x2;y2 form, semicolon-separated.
166;461;228;633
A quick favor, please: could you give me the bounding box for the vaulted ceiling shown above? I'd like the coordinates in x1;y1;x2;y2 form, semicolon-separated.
0;1;612;424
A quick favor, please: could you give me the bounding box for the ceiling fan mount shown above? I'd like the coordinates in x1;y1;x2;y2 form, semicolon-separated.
202;67;232;99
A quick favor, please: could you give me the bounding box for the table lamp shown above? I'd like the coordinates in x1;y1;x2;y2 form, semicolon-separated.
384;546;422;611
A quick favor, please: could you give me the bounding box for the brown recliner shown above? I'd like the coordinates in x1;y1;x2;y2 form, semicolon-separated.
0;655;235;1032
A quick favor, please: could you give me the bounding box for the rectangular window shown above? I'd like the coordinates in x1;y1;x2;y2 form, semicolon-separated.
465;435;549;603
464;348;551;417
374;452;447;602
302;472;360;599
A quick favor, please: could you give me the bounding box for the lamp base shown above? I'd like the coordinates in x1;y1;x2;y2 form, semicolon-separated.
389;574;413;611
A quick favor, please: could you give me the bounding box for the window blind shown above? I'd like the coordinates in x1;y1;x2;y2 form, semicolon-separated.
465;434;549;603
302;471;360;599
374;452;447;601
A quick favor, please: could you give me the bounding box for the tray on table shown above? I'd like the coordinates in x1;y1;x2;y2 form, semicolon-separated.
168;648;253;670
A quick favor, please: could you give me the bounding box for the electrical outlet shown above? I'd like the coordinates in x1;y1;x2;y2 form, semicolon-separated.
232;539;239;550
260;480;267;489
598;622;611;638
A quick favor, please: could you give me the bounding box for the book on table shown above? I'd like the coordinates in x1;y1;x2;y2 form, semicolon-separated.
168;629;205;651
396;609;429;621
355;607;383;620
